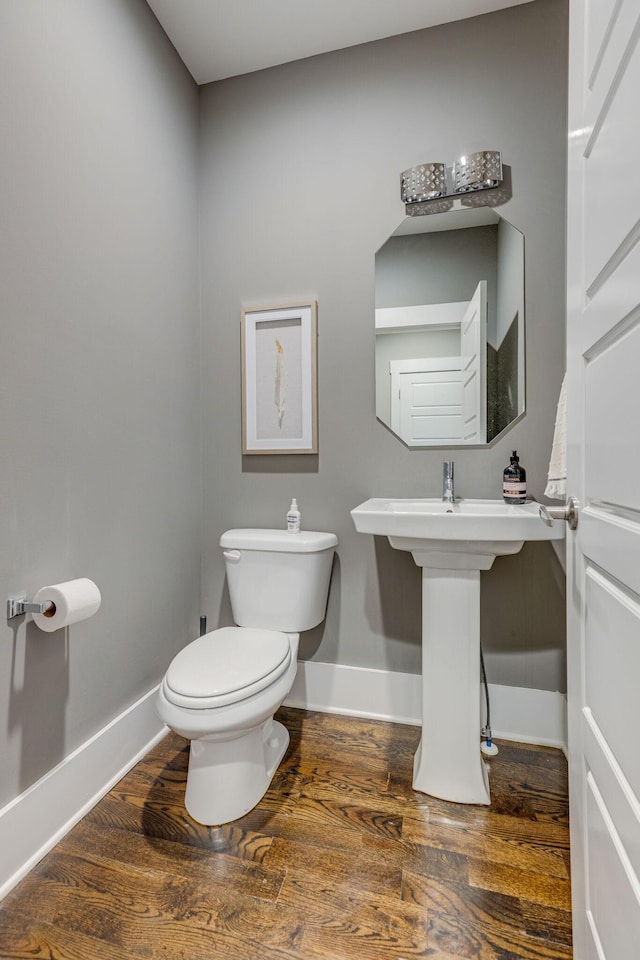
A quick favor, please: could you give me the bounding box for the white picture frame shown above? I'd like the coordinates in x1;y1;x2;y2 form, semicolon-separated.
241;301;318;455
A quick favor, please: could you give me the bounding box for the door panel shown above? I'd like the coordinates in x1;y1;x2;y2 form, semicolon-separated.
585;774;640;959
390;357;463;445
583;719;640;895
584;319;640;511
585;568;640;799
584;4;640;292
411;378;462;408
586;0;617;83
567;1;640;956
400;370;462;442
404;415;462;443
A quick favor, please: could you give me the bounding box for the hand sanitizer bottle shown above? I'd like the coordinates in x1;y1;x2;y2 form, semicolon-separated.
287;498;301;533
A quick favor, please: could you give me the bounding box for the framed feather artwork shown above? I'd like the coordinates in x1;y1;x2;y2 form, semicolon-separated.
241;301;318;454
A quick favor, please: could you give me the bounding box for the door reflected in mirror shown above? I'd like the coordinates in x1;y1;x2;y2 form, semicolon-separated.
375;209;524;447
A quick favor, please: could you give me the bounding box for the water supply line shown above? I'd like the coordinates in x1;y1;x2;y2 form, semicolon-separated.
480;643;499;757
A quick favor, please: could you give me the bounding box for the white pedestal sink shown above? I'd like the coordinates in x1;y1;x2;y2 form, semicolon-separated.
351;498;565;805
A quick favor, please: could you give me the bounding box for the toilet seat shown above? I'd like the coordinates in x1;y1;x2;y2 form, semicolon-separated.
163;626;291;709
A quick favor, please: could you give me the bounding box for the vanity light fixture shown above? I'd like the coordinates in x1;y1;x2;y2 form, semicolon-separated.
400;150;503;215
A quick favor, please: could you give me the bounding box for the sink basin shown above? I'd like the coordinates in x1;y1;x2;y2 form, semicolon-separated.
351;497;566;805
351;498;564;569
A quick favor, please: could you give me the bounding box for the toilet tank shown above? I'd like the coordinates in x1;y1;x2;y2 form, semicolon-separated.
220;529;337;632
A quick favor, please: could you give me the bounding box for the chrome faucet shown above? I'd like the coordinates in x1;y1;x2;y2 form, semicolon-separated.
442;460;455;503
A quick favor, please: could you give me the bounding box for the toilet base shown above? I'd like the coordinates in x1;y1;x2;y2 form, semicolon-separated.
184;717;290;825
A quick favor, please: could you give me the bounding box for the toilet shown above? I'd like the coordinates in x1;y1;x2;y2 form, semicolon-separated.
156;528;337;825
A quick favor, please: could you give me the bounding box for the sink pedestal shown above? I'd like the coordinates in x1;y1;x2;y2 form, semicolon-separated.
413;568;490;805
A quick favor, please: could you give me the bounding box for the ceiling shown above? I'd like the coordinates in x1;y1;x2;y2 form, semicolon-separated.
145;0;535;85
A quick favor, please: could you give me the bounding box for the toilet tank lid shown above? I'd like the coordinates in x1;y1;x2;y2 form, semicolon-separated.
220;529;337;553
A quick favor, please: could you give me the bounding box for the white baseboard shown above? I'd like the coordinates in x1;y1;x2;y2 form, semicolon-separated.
286;660;567;750
0;685;166;901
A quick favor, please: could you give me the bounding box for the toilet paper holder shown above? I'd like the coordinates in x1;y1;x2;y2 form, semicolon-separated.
6;595;55;620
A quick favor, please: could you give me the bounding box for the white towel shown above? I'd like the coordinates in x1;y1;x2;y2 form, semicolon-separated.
545;373;567;500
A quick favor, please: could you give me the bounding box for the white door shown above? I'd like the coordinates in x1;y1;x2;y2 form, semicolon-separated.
460;281;487;443
389;356;462;445
567;1;640;957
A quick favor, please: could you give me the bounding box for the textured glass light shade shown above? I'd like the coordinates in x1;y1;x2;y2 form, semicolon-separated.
454;151;502;193
405;198;454;217
400;162;447;202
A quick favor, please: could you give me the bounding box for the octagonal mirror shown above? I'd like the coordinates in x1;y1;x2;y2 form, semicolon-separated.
375;208;524;447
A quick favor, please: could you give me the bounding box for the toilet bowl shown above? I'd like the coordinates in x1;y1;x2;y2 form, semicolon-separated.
156;529;337;825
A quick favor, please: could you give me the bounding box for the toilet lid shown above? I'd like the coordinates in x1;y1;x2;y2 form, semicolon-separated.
163;626;291;708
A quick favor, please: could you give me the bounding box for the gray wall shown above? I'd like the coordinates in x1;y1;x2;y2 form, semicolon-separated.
496;220;525;349
0;0;201;808
375;226;499;315
199;0;568;689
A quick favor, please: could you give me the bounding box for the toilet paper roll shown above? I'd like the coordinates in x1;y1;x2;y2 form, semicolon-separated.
32;578;101;633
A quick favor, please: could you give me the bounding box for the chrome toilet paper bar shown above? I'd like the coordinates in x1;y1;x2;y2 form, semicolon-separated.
6;595;55;620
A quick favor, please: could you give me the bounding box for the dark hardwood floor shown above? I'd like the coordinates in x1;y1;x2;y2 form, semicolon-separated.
0;707;572;959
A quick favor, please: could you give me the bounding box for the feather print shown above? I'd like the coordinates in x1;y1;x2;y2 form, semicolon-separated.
274;338;286;428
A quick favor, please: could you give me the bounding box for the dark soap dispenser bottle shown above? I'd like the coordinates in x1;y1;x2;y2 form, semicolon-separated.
503;450;527;504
